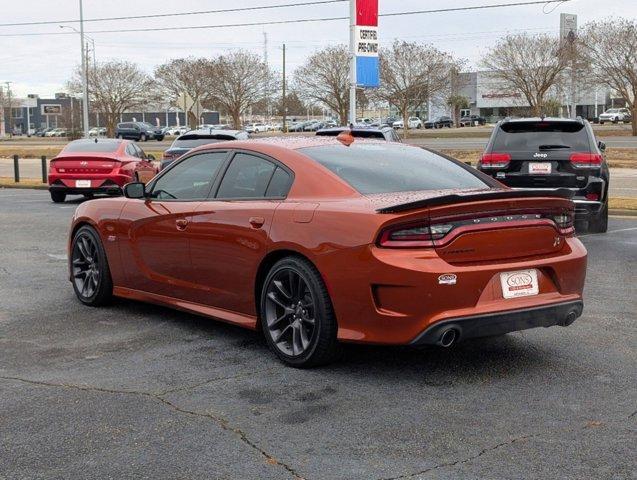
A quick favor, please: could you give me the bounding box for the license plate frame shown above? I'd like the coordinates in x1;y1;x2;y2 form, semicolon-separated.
500;269;539;299
529;162;551;174
75;180;91;188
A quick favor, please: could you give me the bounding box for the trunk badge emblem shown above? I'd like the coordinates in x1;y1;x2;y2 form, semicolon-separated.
80;161;88;166
553;237;561;247
438;274;457;285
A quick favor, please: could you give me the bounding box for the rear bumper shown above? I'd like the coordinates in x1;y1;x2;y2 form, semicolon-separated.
572;199;604;219
410;300;583;346
49;182;122;196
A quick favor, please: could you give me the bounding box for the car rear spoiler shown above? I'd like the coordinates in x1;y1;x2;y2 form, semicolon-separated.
376;188;575;213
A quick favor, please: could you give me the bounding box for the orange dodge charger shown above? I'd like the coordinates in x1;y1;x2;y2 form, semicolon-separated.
68;137;587;367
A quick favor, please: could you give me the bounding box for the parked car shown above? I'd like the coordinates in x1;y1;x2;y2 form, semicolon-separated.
244;123;267;133
67;136;586;367
116;122;165;141
165;126;189;136
316;125;401;142
35;128;53;137
477;117;609;233
45;128;67;137
161;129;249;170
424;116;454;129
88;127;107;137
393;117;423;129
304;121;326;132
459;115;487;127
48;138;158;203
288;121;311;132
598;108;631;124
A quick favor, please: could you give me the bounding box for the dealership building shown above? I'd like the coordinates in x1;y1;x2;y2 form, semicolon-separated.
458;71;616;122
2;93;220;134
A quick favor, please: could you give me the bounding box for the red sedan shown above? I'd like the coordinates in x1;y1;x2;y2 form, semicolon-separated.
48;138;158;203
68;136;587;367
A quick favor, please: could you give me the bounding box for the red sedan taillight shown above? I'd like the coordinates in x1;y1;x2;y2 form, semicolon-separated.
480;152;511;168
569;153;603;168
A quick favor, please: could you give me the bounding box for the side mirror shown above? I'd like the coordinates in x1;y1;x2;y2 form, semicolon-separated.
598;140;606;152
147;154;156;161
123;182;146;199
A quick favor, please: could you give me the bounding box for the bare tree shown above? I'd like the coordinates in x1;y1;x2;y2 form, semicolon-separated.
374;41;460;137
0;87;21;136
293;45;349;125
581;18;637;135
482;33;569;116
155;57;212;128
68;60;158;136
202;51;274;129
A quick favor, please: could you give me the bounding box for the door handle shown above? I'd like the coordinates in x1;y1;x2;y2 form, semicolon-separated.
175;218;189;231
249;216;265;229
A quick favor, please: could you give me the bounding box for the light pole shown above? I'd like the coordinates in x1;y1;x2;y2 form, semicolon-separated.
60;2;90;137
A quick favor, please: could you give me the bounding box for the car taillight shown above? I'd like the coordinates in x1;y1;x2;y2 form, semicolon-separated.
549;211;574;236
480;152;511;168
585;192;599;201
569;153;603;168
379;223;453;248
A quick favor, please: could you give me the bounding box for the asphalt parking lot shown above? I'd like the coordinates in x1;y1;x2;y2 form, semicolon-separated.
1;189;636;480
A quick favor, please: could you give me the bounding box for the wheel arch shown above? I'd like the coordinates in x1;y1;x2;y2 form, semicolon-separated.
254;248;327;323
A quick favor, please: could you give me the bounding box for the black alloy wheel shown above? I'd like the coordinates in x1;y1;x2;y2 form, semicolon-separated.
261;257;339;367
71;226;113;306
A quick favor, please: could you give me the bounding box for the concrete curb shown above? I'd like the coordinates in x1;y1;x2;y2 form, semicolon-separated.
0;184;48;190
609;209;637;217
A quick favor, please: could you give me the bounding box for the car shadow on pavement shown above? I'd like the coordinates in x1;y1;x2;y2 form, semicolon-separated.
111;297;557;385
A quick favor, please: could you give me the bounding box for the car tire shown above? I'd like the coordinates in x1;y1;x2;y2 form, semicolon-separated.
50;191;66;203
140;134;147;142
260;256;340;368
70;225;113;307
599;121;604;125
588;202;609;233
117;134;123;139
613;117;619;124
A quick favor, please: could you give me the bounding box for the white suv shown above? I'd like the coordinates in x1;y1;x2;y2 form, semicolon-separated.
599;108;631;124
392;117;423;129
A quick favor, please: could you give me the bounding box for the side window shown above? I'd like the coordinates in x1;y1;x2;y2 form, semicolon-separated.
133;144;145;158
265;167;292;198
216;153;277;199
125;144;138;157
150;152;227;200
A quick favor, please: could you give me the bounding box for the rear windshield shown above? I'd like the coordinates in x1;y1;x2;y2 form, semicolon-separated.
299;144;489;194
64;141;119;153
171;137;233;148
492;121;590;152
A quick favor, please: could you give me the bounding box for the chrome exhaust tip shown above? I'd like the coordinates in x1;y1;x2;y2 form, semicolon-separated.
439;328;459;347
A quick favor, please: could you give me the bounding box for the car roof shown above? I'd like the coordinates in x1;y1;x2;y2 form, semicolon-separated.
185;135;387;155
175;129;245;140
317;126;391;134
502;117;583;123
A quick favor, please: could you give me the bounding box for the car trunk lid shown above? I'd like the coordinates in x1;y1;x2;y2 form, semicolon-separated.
375;189;574;264
51;156;119;174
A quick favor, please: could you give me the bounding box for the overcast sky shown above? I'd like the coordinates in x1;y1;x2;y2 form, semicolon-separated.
1;0;635;98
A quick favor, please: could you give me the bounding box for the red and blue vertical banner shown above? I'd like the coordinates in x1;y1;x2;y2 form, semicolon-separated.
354;0;379;88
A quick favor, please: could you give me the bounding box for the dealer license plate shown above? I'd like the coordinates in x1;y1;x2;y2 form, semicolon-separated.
75;180;91;188
529;162;551;174
500;269;539;299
